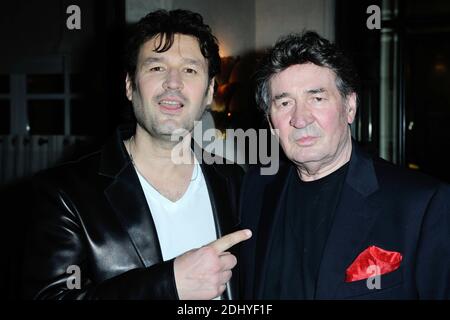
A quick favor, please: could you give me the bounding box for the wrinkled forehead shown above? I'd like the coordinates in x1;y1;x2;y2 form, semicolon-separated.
269;63;338;95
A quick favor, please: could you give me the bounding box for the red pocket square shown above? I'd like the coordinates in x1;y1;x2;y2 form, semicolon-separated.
345;245;402;282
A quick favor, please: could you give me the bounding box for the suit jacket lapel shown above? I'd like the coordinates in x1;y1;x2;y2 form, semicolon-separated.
315;144;381;299
100;127;163;268
254;164;293;299
104;164;163;268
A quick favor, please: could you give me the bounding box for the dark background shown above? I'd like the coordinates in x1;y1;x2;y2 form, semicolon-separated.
1;0;450;299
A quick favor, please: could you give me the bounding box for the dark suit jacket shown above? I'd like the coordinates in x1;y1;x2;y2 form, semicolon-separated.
240;142;450;299
22;127;243;299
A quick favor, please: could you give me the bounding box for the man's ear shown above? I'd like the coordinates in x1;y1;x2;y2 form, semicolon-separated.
346;92;357;124
205;78;215;106
125;74;133;101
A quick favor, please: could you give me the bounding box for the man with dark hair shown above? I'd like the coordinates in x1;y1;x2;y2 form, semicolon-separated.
22;9;251;300
240;31;450;299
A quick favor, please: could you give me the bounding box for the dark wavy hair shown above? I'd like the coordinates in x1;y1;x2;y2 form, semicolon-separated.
255;31;359;113
125;9;221;89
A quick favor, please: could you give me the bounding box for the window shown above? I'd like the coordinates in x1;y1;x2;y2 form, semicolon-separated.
0;74;10;134
0;99;10;134
27;74;64;94
4;55;106;136
0;74;9;94
28;100;65;134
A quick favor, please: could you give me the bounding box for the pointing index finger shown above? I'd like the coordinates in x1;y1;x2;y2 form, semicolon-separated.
208;229;252;254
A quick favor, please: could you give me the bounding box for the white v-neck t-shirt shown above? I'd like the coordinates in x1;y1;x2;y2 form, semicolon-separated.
136;161;218;261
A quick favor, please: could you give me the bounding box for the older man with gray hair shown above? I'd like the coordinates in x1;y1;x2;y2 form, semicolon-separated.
240;31;450;300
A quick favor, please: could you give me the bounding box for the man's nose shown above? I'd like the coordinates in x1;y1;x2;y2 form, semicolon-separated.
290;103;314;128
162;69;183;91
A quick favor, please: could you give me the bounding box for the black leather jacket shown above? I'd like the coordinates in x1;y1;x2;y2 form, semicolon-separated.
22;127;243;299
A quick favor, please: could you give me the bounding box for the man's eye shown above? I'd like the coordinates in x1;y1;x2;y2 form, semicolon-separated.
184;68;198;74
149;66;164;72
279;100;293;107
313;97;324;102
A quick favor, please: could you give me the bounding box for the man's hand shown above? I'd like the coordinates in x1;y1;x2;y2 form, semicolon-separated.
174;229;252;300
